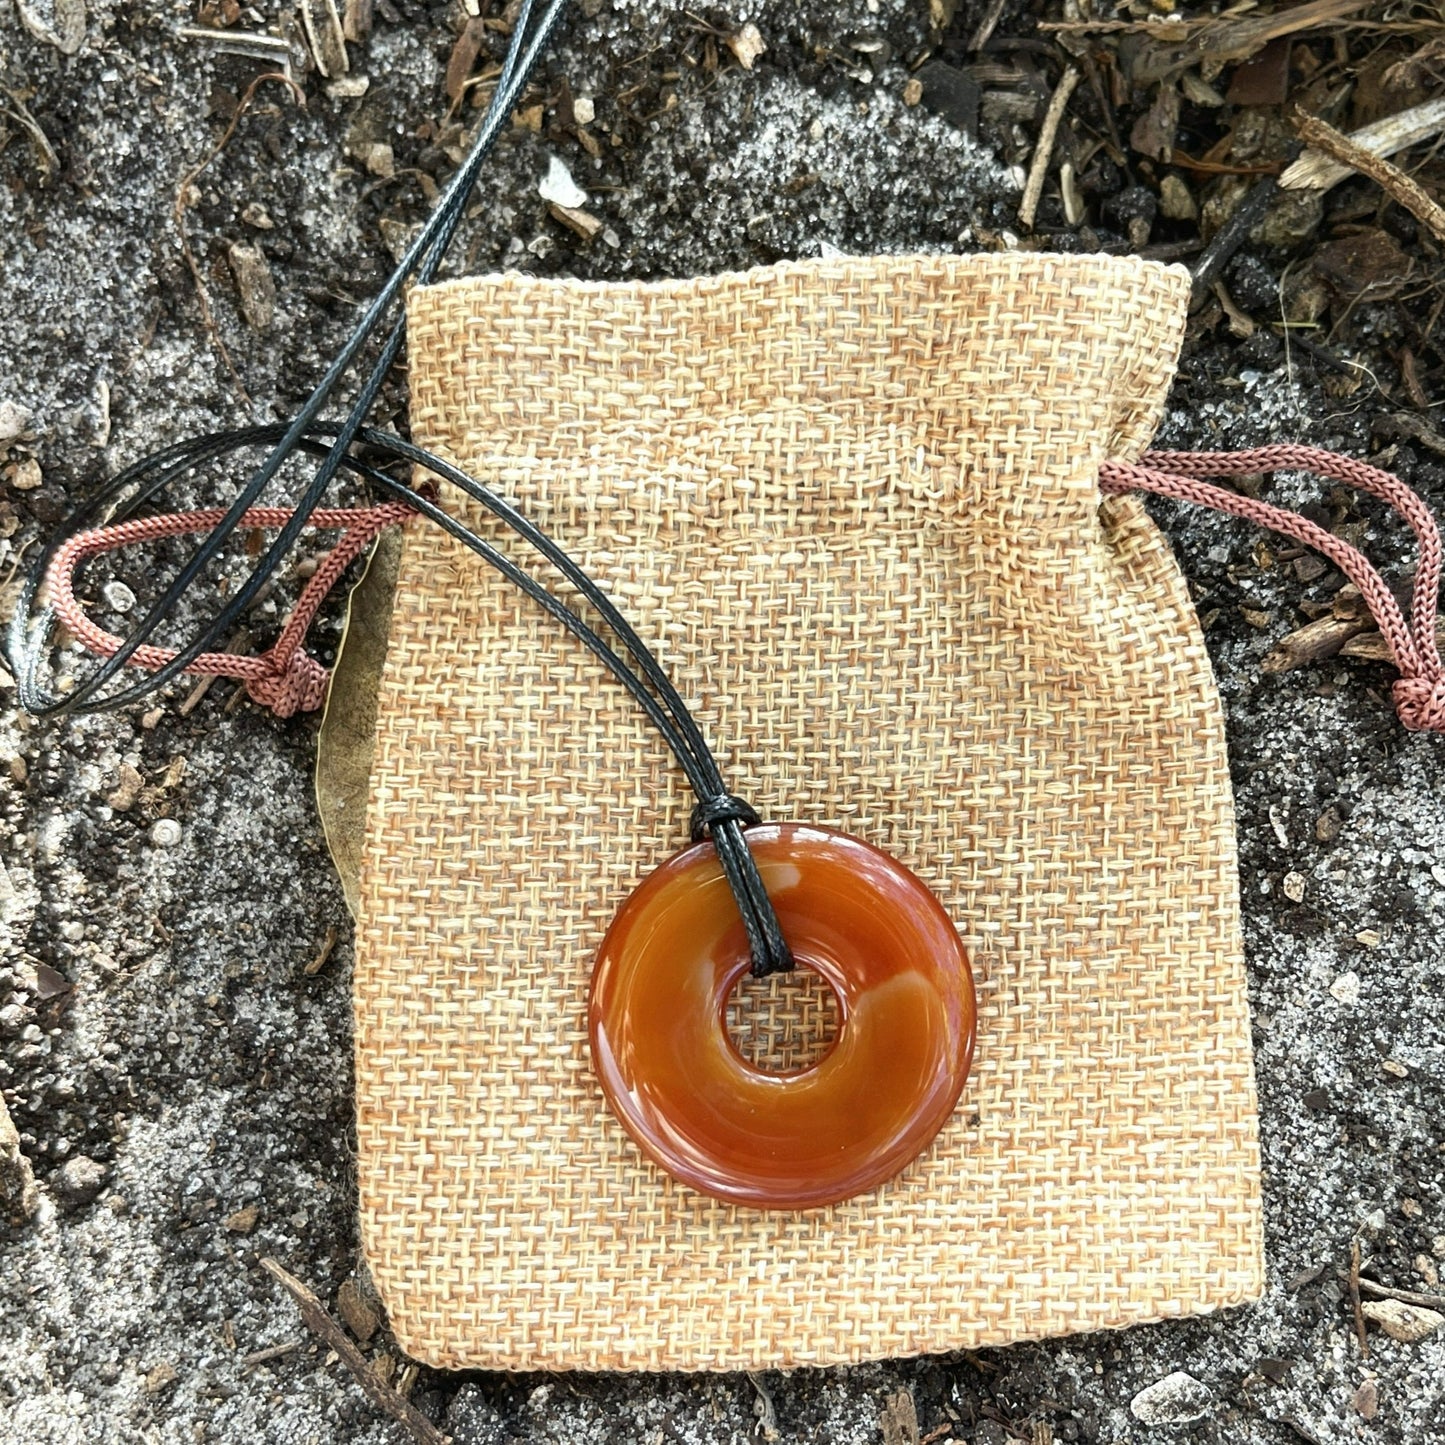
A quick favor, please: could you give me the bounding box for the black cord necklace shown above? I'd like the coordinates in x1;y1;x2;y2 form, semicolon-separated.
6;0;794;979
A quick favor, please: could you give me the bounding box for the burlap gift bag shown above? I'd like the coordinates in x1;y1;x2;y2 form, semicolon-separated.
348;251;1263;1372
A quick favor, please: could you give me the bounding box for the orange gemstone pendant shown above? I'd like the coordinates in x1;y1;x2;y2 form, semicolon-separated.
589;824;976;1210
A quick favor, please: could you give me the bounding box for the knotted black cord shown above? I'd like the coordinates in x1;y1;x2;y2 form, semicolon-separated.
7;0;795;978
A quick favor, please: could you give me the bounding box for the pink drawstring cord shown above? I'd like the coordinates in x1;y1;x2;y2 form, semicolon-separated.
40;444;1445;734
44;502;415;717
1102;445;1445;734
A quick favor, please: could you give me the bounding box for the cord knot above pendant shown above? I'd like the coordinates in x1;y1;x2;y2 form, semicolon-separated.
689;793;762;842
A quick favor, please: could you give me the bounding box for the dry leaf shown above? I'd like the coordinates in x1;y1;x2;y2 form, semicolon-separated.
446;16;488;105
15;0;85;55
316;527;404;917
1130;83;1180;161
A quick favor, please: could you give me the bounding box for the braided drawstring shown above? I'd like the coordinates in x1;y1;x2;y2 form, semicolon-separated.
43;502;414;718
45;444;1445;736
1102;444;1445;735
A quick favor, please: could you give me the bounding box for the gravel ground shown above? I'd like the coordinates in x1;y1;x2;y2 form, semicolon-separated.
2;2;1443;1443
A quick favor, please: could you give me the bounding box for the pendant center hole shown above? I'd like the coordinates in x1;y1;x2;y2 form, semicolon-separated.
725;963;841;1075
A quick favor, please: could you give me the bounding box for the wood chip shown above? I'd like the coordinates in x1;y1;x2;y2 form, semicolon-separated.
547;201;604;242
343;0;372;43
106;762;145;812
145;1361;178;1394
1356;928;1381;948
1339;625;1445;664
1361;1298;1444;1343
1294;110;1445;245
1381;1058;1408;1078
1131;83;1180;162
1283;97;1445;192
1263;615;1371;672
445;16;488;105
337;1277;381;1344
227;242;276;333
881;1388;921;1445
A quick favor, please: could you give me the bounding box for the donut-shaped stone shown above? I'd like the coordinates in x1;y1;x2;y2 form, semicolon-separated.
588;822;976;1209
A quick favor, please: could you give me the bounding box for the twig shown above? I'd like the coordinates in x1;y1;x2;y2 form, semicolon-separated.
178;27;295;71
179;630;254;716
1293;110;1445;244
968;0;1009;52
174;71;305;398
1188;146;1301;311
1356;1275;1445;1311
1350;1237;1370;1358
1018;67;1079;231
260;1258;450;1445
304;924;339;975
1282;96;1445;192
241;1339;303;1368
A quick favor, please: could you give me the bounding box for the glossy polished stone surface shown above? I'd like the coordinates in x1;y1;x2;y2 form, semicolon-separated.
589;823;976;1210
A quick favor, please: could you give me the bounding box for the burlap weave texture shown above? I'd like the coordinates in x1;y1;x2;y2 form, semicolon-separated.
353;253;1264;1371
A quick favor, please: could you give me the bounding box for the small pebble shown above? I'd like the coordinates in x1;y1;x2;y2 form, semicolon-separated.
538;155;587;209
726;21;766;70
1356;928;1381;948
1329;971;1361;1005
1283;871;1306;903
1353;1379;1378;1420
1159;173;1197;221
101;581;136;613
9;457;42;491
572;95;595;126
144;1361;178;1394
149;819;182;848
1381;1058;1408;1079
54;1155;107;1205
1129;1371;1212;1425
1417;1254;1439;1286
1401;1197;1423;1218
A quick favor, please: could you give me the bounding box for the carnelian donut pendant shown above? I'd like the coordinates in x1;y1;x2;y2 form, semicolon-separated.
588;823;976;1210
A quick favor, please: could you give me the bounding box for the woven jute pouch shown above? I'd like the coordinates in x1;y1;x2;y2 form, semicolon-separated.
349;252;1264;1372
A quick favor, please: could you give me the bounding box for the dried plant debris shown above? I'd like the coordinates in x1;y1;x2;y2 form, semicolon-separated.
990;0;1445;406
